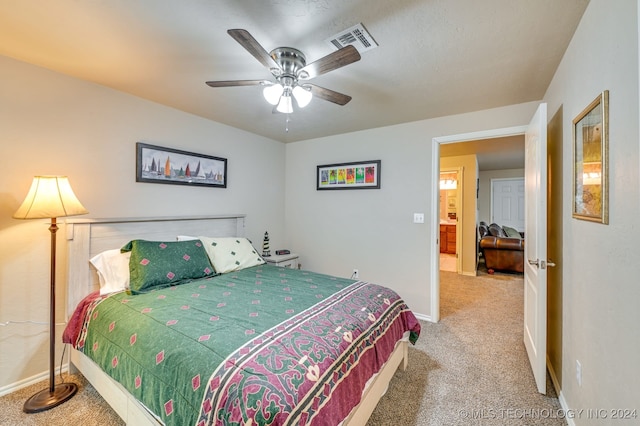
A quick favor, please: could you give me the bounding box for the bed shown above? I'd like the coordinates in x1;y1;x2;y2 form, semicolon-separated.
63;215;420;425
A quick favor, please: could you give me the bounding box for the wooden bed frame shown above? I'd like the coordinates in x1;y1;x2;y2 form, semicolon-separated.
65;215;408;425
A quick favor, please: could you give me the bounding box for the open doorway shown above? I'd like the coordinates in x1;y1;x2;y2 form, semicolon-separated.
429;126;528;323
431;106;563;396
439;136;527;274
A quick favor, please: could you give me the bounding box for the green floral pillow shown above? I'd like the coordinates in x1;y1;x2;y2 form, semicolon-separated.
121;239;214;293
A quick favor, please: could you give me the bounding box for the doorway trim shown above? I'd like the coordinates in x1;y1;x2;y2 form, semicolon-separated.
430;125;527;323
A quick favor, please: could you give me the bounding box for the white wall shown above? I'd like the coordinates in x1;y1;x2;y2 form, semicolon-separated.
0;56;286;390
543;0;640;418
284;101;539;317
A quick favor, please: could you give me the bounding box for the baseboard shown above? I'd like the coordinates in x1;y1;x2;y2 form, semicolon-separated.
413;312;433;322
546;356;576;426
0;364;69;397
557;391;575;426
546;355;561;399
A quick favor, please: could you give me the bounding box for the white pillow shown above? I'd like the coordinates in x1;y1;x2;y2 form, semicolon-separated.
198;236;264;274
90;249;131;295
176;235;198;241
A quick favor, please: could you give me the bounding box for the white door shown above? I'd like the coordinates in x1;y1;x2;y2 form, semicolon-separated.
524;103;548;394
491;178;525;231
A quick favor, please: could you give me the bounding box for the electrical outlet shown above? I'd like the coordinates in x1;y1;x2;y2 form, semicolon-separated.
413;213;425;223
352;269;359;279
576;360;582;386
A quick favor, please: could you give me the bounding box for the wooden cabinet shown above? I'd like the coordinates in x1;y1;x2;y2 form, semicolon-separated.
446;226;456;254
439;224;456;254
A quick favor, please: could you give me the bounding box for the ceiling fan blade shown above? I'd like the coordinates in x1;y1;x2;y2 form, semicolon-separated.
298;45;361;80
308;84;352;106
206;80;267;87
227;29;280;72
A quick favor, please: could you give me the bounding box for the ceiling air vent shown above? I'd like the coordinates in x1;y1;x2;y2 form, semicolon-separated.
325;23;378;54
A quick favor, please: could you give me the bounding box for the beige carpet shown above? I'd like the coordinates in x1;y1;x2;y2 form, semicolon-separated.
367;271;564;425
0;374;124;426
0;271;564;425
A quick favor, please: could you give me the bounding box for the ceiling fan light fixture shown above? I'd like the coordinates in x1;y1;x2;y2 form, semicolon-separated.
207;29;361;116
292;85;313;108
263;83;284;105
276;93;293;114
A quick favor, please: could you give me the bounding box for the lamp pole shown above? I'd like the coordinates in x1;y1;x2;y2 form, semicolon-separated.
47;217;58;394
23;217;78;413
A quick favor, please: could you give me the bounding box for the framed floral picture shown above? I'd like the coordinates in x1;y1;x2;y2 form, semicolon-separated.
572;91;608;223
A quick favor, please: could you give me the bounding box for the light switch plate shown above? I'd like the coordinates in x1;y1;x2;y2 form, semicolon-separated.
413;213;425;223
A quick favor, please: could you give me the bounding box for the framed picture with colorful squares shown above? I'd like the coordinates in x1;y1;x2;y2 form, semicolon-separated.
316;160;381;190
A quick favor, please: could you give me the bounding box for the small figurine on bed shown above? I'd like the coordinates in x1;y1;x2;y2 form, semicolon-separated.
262;231;271;257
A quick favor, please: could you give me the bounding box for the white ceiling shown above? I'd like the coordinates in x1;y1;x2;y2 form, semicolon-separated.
0;0;588;148
440;135;525;171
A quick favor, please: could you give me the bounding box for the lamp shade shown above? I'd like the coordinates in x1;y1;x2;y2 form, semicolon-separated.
292;85;313;108
276;94;293;114
13;176;88;219
263;83;284;106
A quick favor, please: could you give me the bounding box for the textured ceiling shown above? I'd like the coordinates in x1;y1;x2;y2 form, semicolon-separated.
0;0;588;145
441;135;525;171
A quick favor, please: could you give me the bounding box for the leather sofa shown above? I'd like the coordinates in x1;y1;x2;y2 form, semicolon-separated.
478;222;524;273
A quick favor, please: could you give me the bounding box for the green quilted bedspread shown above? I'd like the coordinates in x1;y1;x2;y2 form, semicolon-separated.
77;265;355;424
74;264;420;425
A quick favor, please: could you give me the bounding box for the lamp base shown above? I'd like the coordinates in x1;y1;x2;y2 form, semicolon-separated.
23;382;78;413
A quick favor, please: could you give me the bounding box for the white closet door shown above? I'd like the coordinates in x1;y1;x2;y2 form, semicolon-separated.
491;178;525;231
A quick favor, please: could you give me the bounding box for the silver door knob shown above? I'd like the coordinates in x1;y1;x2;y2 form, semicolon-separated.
528;259;539;267
547;260;556;267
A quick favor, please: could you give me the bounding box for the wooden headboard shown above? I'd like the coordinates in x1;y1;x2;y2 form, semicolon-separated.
65;215;246;318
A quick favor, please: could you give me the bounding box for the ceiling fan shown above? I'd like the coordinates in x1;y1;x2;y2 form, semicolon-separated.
206;29;361;113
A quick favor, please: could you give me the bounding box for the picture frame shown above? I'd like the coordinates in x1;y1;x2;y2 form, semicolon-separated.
572;90;608;223
316;160;381;190
136;142;227;188
447;197;456;209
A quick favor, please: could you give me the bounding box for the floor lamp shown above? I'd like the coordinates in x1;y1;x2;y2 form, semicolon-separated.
13;176;88;413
